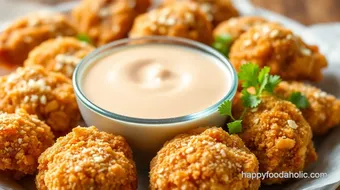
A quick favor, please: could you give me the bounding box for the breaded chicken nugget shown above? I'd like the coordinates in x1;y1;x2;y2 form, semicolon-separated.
72;0;151;46
229;23;327;81
24;37;94;78
233;95;317;184
0;12;77;65
129;1;213;45
36;126;137;190
0;110;54;179
275;81;340;135
162;0;239;26
0;66;80;136
214;16;268;42
150;127;260;190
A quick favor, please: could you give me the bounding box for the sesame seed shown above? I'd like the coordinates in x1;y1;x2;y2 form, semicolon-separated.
40;95;47;105
220;149;226;157
185;147;194;154
23;96;30;103
200;3;212;13
254;118;260;125
184;13;194;23
300;48;312;56
286;34;293;40
251;108;258;112
269;30;279;38
287;120;298;129
30;95;39;103
98;8;111;18
253;32;260;40
93;156;104;162
243;40;252;47
319;92;327;97
18;138;22;144
165;17;176;26
74;166;82;172
262;26;270;34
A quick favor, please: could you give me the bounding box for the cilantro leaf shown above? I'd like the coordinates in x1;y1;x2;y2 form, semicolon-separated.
227;120;242;134
77;33;92;44
241;90;261;108
218;100;232;117
264;75;281;93
258;67;270;84
213;33;233;57
238;63;260;89
289;92;310;109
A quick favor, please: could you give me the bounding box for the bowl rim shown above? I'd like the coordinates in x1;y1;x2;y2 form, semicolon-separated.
73;36;238;125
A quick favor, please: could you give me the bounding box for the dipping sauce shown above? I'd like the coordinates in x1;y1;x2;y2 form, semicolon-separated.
82;44;231;119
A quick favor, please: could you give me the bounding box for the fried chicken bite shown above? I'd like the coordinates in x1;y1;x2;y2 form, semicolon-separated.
0;12;77;65
0;110;54;179
129;1;213;45
233;95;317;184
36;126;137;190
275;81;340;135
72;0;151;46
229;23;328;81
24;37;94;78
0;66;80;136
161;0;239;26
150;127;260;190
214;16;268;42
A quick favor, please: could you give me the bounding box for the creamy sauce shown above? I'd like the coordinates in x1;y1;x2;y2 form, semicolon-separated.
82;44;231;119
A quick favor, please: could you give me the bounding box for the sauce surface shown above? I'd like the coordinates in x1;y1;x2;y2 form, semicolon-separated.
82;44;231;119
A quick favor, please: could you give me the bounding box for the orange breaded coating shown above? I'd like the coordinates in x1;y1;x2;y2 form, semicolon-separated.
36;126;137;190
0;66;80;136
214;16;268;42
0;110;54;179
150;127;260;190
72;0;151;46
229;23;328;81
129;1;213;45
233;95;317;184
24;37;94;78
0;12;77;65
275;81;340;135
162;0;239;26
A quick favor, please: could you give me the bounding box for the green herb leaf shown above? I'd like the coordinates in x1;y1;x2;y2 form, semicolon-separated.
213;33;233;57
238;63;260;89
218;100;232;117
77;33;92;44
289;92;310;109
227;120;242;134
264;75;281;93
258;66;270;84
241;90;261;108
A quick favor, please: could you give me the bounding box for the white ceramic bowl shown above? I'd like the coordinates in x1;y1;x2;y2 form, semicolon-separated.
73;36;238;163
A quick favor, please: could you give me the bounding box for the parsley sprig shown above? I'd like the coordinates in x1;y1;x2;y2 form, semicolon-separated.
213;33;233;58
218;63;309;134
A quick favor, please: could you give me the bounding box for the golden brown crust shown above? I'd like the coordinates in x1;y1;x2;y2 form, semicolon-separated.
24;37;94;78
229;23;328;81
0;12;77;65
275;81;340;135
0;110;54;179
0;66;80;136
213;16;268;42
150;127;260;190
233;95;317;184
36;126;137;190
129;1;213;45
162;0;239;26
72;0;151;46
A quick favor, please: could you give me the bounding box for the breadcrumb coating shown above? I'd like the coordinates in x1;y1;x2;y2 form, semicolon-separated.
72;0;151;46
162;0;239;26
233;95;317;184
150;127;260;190
129;1;213;45
24;37;94;78
229;23;327;81
214;16;268;42
0;66;80;136
0;110;54;179
275;81;340;135
0;12;77;65
36;126;137;190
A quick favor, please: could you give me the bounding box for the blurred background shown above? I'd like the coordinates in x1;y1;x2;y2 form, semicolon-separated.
0;0;339;25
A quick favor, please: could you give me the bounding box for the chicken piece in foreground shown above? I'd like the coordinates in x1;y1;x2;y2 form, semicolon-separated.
36;126;137;190
150;127;260;190
0;66;80;136
72;0;151;46
129;1;213;45
229;23;327;81
161;0;239;26
0;12;77;65
233;95;317;184
275;81;340;135
0;110;54;179
24;37;94;78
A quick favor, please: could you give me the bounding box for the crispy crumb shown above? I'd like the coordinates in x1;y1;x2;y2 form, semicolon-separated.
36;126;137;190
150;127;260;190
